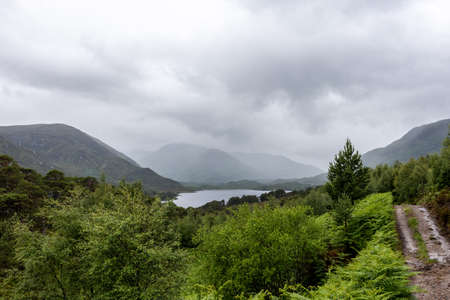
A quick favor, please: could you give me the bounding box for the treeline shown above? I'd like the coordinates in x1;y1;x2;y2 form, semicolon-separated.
0;154;98;219
0;162;185;298
367;131;450;235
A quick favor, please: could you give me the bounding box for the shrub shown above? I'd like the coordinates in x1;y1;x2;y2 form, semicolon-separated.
191;205;333;298
306;240;415;299
346;193;395;251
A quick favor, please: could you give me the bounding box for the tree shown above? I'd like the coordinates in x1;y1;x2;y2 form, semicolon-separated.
302;189;332;215
326;139;369;204
333;193;353;229
192;205;332;298
368;164;394;193
6;183;186;299
437;127;450;188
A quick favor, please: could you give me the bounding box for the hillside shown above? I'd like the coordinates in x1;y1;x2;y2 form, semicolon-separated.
363;119;450;167
0;124;183;192
140;143;322;184
140;144;258;184
232;152;323;179
0;135;51;172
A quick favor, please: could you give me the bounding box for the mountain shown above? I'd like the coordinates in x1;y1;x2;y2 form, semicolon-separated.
139;143;323;184
0;124;183;192
0;135;51;172
182;172;328;191
140;143;258;184
266;173;328;187
231;152;323;179
362;119;450;168
297;173;328;186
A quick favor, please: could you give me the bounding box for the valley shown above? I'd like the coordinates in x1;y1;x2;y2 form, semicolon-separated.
0;119;449;299
1;2;449;298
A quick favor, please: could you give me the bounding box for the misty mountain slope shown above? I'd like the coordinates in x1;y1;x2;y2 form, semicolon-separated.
231;152;323;179
186;149;258;184
0;124;183;192
140;143;323;184
124;168;182;192
362;118;450;167
142;143;207;180
141;144;258;184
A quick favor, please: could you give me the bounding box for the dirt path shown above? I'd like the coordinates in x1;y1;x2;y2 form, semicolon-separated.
395;205;450;299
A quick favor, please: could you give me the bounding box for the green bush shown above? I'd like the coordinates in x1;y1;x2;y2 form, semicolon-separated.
301;190;332;216
2;183;186;299
190;205;334;298
426;188;450;236
283;193;414;300
347;193;395;251
306;240;414;299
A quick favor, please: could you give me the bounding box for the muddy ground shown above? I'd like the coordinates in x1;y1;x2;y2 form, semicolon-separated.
395;205;450;300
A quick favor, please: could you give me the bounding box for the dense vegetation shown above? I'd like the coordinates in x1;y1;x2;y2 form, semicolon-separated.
0;165;185;298
368;129;450;236
1;129;448;299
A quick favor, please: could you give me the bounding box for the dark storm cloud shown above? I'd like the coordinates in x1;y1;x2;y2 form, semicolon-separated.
0;0;449;168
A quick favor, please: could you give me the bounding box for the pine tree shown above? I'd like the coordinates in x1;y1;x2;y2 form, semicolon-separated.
326;139;369;204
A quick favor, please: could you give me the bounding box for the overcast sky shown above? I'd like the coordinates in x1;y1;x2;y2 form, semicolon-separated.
1;0;449;169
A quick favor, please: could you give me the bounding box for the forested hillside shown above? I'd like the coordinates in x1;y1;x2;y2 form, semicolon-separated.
0;124;184;193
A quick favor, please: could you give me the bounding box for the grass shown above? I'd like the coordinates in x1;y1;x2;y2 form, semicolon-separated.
403;206;412;216
407;217;429;261
403;208;433;264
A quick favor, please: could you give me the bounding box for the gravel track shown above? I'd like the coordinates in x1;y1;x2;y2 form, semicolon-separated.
395;205;450;300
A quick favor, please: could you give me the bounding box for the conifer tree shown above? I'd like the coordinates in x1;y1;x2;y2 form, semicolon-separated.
326;139;369;204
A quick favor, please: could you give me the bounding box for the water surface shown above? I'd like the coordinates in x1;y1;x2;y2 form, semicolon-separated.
175;189;268;208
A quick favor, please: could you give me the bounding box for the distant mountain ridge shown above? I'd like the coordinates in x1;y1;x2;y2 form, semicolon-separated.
139;143;323;184
140;143;258;184
231;152;322;180
0;124;183;192
362;118;450;167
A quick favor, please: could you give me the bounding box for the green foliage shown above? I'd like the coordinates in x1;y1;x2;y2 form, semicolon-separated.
393;157;431;203
0;219;16;272
437;127;450;188
0;193;30;218
227;195;259;206
426;188;450;236
282;193;413;300
368;164;394;193
0;156;43;218
194;193;412;300
347;193;396;251
332;194;353;229
406;216;429;262
305;241;414;299
301;189;332;216
191;205;334;298
389;128;450;204
327;139;370;204
2;183;186;299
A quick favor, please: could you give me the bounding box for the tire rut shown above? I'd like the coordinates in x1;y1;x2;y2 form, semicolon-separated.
395;205;450;300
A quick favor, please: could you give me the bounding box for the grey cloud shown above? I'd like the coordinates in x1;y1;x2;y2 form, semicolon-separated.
0;0;449;168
